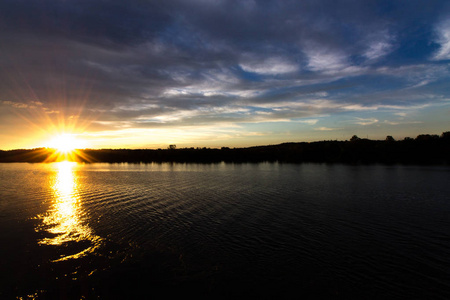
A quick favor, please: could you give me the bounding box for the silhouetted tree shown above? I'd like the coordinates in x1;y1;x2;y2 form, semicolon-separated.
416;134;439;141
1;131;449;164
441;131;450;140
385;135;395;142
350;135;360;142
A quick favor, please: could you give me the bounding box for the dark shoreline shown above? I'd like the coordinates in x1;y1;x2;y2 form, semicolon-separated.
1;132;449;165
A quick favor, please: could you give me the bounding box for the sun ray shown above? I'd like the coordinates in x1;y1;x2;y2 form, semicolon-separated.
45;133;90;162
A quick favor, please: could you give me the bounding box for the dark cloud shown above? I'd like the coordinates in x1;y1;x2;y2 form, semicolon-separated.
0;0;449;148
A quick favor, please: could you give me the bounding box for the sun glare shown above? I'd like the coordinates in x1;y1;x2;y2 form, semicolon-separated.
44;133;92;162
48;134;83;153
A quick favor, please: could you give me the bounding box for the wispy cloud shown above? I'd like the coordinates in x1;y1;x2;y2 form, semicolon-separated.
432;18;450;60
315;127;341;131
240;56;299;75
363;32;394;61
304;47;350;74
297;119;319;125
383;120;423;125
353;118;379;126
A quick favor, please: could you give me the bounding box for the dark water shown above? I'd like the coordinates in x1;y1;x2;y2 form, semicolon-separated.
1;162;450;299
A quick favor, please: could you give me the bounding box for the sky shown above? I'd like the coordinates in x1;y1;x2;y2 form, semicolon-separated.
0;0;449;150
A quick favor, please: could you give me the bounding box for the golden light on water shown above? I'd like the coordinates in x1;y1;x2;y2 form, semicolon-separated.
37;162;102;261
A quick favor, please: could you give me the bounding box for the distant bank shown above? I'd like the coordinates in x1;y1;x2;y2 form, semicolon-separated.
1;132;449;164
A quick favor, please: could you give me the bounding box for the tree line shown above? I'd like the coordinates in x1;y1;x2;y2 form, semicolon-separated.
1;132;449;164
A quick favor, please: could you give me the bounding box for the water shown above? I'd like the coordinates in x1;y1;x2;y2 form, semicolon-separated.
1;162;450;299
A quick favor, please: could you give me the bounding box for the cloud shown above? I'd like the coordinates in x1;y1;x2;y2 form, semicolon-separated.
363;32;394;61
2;100;29;109
433;18;450;60
239;56;299;75
1;100;57;112
297;119;319;125
315;127;341;131
364;41;392;60
383;120;423;125
0;0;449;148
304;47;349;73
353;118;379;126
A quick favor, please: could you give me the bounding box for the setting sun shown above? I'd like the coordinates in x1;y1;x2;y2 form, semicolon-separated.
40;132;94;162
47;134;84;153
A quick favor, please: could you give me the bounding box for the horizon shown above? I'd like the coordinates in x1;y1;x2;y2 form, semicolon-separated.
1;0;450;150
2;130;447;152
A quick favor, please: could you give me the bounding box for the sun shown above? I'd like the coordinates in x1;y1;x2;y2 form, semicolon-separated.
47;134;84;154
44;133;92;162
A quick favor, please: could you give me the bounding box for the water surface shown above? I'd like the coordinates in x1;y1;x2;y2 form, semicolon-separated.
1;162;450;299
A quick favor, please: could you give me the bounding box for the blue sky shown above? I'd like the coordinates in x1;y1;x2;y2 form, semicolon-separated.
0;0;449;149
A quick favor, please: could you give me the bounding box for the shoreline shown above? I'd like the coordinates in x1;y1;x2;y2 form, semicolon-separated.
1;133;449;165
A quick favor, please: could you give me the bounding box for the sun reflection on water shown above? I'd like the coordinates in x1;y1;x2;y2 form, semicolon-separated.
37;161;102;261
